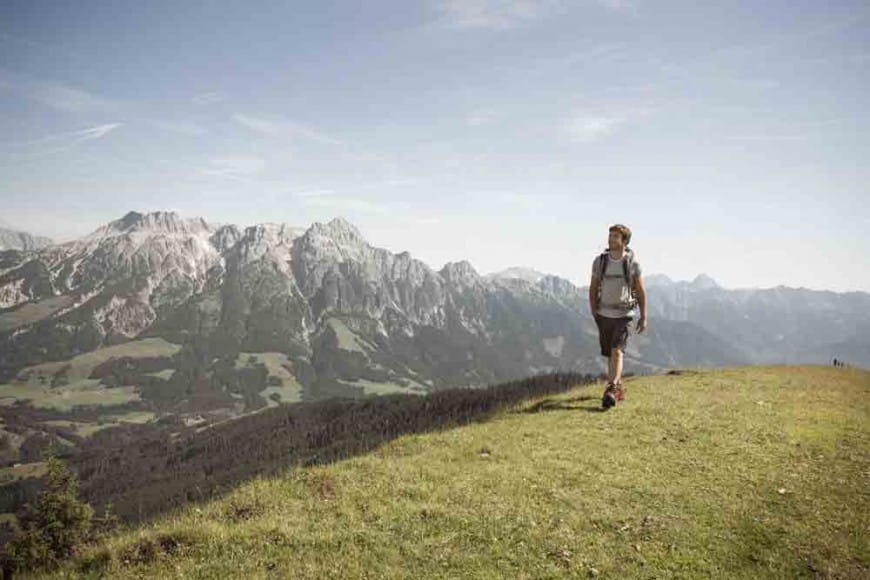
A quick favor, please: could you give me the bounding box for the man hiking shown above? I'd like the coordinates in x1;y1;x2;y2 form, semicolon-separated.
589;224;647;409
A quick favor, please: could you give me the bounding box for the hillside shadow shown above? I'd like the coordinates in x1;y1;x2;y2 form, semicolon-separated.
65;372;599;526
521;395;604;414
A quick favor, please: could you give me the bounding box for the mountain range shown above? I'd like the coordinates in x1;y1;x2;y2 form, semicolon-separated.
0;211;867;431
0;227;53;253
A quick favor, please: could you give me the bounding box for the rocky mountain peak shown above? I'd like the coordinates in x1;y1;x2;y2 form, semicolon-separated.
235;223;306;264
297;218;370;265
317;217;365;244
100;211;211;238
487;267;546;284
537;275;578;297
644;274;674;287
440;260;481;285
243;223;304;244
691;274;720;290
210;225;243;253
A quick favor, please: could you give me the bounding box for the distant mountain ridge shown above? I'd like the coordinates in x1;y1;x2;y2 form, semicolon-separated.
0;211;867;420
645;273;721;290
0;227;53;252
486;267;547;284
0;210;867;481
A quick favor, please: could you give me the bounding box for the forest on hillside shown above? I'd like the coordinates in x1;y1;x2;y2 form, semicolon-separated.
1;371;595;553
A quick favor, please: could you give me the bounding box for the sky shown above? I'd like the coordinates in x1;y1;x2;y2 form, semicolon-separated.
1;0;868;292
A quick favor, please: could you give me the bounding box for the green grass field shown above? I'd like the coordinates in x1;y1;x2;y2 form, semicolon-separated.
326;317;375;354
235;352;304;405
13;337;181;386
0;462;47;485
41;411;156;437
337;377;428;396
0;295;75;332
39;366;870;578
0;338;179;410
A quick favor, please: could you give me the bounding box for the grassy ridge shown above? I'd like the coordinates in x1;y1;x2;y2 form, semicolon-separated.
51;366;869;578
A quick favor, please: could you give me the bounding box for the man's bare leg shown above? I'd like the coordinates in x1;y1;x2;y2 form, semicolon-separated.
609;347;624;386
602;348;625;409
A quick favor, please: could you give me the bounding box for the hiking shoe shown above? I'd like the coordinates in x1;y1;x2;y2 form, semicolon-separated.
615;383;625;401
602;383;618;409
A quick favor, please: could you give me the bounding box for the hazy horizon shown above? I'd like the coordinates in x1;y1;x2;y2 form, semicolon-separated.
2;1;868;292
1;207;864;294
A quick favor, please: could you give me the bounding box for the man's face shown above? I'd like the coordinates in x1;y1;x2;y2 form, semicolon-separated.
608;229;624;250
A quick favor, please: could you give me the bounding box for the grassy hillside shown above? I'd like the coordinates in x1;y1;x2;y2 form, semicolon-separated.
43;366;869;578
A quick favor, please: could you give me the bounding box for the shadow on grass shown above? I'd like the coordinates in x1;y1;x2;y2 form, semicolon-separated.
69;372;598;526
521;395;606;414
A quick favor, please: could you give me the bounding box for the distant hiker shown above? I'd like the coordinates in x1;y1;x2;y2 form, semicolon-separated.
589;224;647;409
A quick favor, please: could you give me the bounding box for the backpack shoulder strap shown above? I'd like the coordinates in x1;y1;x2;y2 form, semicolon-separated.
596;252;609;281
622;252;631;286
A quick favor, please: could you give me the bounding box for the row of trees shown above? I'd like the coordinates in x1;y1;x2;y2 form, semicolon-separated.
74;371;594;523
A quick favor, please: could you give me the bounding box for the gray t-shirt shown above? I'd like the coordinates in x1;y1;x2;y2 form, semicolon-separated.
591;253;642;319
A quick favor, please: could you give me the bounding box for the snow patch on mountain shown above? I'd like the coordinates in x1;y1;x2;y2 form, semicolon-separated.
487;267;547;283
51;287;104;320
0;279;27;309
543;336;565;358
96;295;157;338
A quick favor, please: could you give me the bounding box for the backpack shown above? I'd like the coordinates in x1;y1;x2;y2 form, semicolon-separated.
596;248;637;307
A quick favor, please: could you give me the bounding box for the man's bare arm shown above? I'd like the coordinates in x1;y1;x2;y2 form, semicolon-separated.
589;275;600;317
634;274;647;333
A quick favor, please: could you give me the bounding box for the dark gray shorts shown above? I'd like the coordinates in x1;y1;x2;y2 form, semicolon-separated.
595;315;631;357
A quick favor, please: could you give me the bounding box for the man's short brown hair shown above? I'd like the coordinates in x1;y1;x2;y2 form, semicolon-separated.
609;224;632;245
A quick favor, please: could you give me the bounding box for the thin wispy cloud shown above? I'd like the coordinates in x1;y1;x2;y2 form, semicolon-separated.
153;120;207;137
0;70;119;113
467;108;499;126
233;114;343;145
191;92;226;105
705;12;868;72
0;32;52;51
300;195;393;215
563;100;655;143
500;193;536;206
490;42;630;82
802;52;870;67
233;114;281;137
292;189;335;198
3;123;122;160
724;134;810;142
75;124;121;141
33;83;116;113
595;0;637;14
433;0;563;30
358;178;420;190
563;43;628;66
201;157;266;178
565;114;625;143
290;123;343;146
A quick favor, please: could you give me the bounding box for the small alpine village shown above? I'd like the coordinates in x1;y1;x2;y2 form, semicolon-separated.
1;1;868;578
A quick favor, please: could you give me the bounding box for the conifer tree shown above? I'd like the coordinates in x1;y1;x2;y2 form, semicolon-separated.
5;456;94;572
